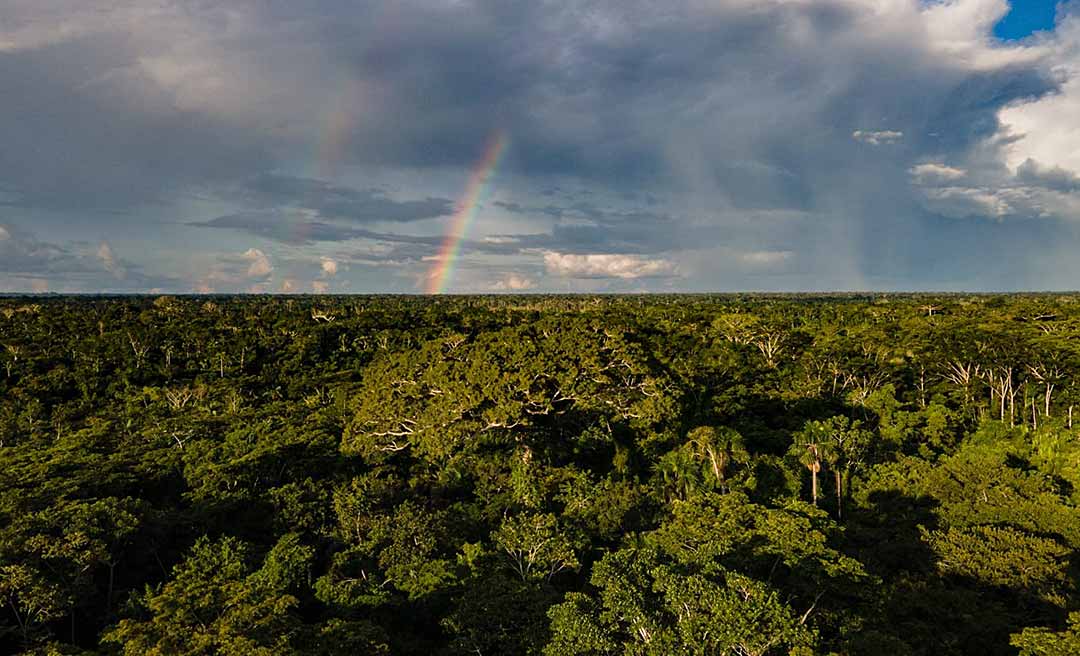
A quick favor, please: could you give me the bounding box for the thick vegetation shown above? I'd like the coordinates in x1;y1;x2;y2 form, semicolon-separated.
1;294;1079;654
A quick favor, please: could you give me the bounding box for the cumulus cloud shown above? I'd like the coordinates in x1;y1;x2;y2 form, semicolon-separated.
194;247;277;292
999;13;1080;176
96;242;126;279
242;248;272;279
312;280;330;293
910;157;1080;224
544;252;677;279
922;0;1050;70
320;258;338;277
491;272;537;291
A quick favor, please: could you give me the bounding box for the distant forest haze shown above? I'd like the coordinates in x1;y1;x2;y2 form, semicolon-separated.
1;294;1080;654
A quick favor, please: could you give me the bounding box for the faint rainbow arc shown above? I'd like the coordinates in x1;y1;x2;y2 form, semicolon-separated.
426;131;509;294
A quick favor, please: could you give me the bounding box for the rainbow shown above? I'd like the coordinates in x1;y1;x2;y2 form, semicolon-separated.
425;130;508;294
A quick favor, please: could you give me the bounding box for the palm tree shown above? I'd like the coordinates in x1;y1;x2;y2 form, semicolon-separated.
791;421;829;506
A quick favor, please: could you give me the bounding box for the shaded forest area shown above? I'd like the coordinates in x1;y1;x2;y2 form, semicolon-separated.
2;294;1080;655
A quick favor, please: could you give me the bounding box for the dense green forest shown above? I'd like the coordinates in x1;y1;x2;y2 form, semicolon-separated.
2;294;1080;655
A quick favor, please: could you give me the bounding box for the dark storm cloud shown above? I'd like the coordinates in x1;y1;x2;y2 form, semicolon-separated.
222;174;454;223
0;1;1067;204
191;212;366;245
194;211;452;262
226;0;1060;193
191;174;456;253
201;195;712;260
195;209;554;265
194;211;451;248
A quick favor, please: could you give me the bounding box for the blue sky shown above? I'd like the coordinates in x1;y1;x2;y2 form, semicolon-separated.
1;0;1080;293
995;0;1060;39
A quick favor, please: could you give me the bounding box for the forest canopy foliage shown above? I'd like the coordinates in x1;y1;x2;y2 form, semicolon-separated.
2;293;1080;654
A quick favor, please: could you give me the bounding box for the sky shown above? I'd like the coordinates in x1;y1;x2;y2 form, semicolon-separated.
994;0;1060;39
2;0;1080;294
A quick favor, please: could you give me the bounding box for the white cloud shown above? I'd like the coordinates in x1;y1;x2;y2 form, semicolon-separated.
544;252;677;279
998;13;1080;177
491;273;536;291
194;247;274;292
312;280;330;293
922;0;1050;70
242;248;272;279
96;242;126;279
852;130;904;146
0;225;9;241
320;257;338;277
910;163;968;184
